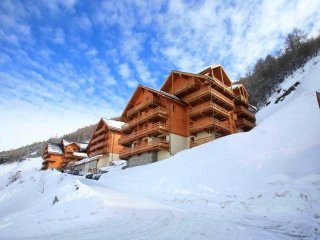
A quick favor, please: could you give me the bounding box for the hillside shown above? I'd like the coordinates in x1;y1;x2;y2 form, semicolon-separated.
0;56;319;239
0;123;97;164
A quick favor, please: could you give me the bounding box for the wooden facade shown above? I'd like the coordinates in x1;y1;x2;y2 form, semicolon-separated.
119;65;256;165
74;118;125;172
119;85;188;161
41;140;88;170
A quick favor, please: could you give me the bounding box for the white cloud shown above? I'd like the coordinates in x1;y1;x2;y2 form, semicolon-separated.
119;63;131;78
53;28;65;44
86;48;97;56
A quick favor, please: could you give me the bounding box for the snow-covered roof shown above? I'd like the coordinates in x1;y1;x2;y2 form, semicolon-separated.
62;139;88;150
143;85;184;103
47;142;63;155
102;119;125;131
232;84;241;89
73;155;102;166
73;152;88;158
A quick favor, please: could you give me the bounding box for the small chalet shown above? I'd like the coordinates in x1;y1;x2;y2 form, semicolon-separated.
41;139;88;170
73;118;125;173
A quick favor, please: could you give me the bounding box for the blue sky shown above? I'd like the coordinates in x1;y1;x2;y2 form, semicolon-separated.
0;0;320;151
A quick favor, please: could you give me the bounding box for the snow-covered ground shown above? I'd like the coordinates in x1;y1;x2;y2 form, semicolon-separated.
0;56;320;239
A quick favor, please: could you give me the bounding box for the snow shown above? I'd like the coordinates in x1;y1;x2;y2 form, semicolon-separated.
102;118;125;130
47;142;63;154
1;56;320;239
63;139;88;150
72;152;88;158
73;155;102;166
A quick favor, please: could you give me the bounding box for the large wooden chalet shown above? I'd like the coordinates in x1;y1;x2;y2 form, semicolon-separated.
73;118;125;172
119;65;256;167
41;139;88;170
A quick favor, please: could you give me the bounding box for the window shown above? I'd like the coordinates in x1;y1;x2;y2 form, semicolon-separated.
172;105;175;112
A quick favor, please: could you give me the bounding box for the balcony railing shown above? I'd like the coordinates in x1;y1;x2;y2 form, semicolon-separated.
90;133;107;145
89;141;108;152
119;139;169;160
95;127;106;136
122;107;168;132
171;79;198;96
183;86;234;109
189;117;230;134
234;105;255;120
188;101;229;119
211;77;234;97
127;97;161;118
89;147;109;157
119;122;168;145
190;135;215;148
236;118;256;130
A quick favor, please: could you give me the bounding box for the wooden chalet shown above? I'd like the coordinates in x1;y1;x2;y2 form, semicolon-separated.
41;139;88;170
73;118;125;172
119;65;256;167
119;85;188;167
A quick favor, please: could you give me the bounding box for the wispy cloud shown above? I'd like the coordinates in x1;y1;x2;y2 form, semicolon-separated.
0;0;319;150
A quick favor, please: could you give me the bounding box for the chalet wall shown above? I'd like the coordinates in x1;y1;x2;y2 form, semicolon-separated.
167;101;188;137
169;133;188;155
157;150;171;161
46;154;64;169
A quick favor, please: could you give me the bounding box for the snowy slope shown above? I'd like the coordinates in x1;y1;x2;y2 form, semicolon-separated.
0;56;320;239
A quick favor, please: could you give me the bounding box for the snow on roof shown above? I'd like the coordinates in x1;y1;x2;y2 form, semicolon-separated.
232;84;241;89
62;139;88;150
73;155;102;166
73;152;88;158
102;119;125;130
142;85;184;103
47;142;63;155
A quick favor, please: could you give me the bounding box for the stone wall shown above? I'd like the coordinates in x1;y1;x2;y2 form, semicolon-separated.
128;152;157;168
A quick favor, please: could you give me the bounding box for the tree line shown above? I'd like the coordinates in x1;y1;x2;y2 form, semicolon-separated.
238;28;320;108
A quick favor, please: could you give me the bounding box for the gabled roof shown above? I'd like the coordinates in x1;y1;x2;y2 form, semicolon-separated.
232;83;249;96
160;70;207;92
198;64;232;86
62;139;88;150
120;84;186;120
47;142;64;155
101;118;125;131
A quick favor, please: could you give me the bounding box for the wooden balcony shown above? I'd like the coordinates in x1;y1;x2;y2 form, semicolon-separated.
171;79;198;97
234;105;256;121
119;139;169;160
234;94;249;105
89;141;108;152
127;96;161;118
236;118;256;131
189;117;230;134
95;127;106;136
211;77;234;98
122;107;168;132
183;86;234;110
188;101;229;120
190;135;215;148
90;133;107;145
89;147;109;157
119;122;169;145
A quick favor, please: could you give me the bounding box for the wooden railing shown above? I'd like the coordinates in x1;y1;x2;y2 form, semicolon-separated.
188;101;229;118
95;127;106;136
190;136;215;148
89;147;109;157
119;122;168;145
122;107;168;132
183;87;234;109
234;94;248;105
120;139;169;159
234;105;255;120
172;80;197;96
127;97;161;118
89;141;108;151
236;118;256;129
189;117;230;133
211;77;234;97
90;133;107;145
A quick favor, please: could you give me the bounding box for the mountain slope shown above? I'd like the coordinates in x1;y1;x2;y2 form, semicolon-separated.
0;56;320;239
